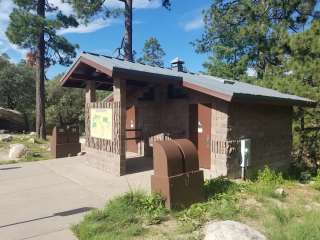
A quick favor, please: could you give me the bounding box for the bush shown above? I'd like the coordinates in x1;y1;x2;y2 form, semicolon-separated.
256;166;284;185
313;169;320;190
204;176;239;199
177;178;242;232
300;171;313;183
247;166;285;199
72;191;167;240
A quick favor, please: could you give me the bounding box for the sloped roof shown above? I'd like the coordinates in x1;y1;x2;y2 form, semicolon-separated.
61;52;316;107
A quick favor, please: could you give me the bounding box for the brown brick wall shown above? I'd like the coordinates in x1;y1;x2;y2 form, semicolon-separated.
127;85;220;155
126;84;293;179
227;103;293;178
127;85;231;177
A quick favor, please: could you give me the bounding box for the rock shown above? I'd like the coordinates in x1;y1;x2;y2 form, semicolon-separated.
77;151;86;156
305;204;312;211
9;144;27;159
0;107;26;132
29;132;36;136
28;138;36;144
0;129;9;134
0;134;13;142
204;221;266;240
79;137;86;144
275;188;286;196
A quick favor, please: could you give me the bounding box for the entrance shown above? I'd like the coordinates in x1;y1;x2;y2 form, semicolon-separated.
189;103;212;169
126;105;139;153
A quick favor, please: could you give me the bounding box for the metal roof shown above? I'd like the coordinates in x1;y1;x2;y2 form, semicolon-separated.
61;52;316;107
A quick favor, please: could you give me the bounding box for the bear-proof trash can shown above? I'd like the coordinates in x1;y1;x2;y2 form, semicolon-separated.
151;139;204;209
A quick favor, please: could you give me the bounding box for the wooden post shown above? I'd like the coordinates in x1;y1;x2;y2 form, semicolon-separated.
85;80;96;148
113;78;126;175
85;80;96;104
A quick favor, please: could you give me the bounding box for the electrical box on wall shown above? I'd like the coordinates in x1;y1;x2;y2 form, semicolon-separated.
240;138;251;168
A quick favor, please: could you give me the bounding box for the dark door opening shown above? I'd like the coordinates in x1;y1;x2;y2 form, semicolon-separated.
189;103;212;169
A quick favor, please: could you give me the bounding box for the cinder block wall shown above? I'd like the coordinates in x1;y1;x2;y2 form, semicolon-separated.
209;99;229;177
126;85;190;156
127;85;293;179
127;85;231;176
227;103;293;178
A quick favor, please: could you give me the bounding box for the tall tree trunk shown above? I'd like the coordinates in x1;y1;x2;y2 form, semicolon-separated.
36;0;46;140
124;0;133;61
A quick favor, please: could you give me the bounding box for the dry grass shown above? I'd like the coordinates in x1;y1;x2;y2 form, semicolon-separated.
0;134;51;165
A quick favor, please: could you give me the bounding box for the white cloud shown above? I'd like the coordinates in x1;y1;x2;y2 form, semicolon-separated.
0;0;27;59
183;16;204;32
58;18;116;34
104;0;161;9
48;0;74;15
132;0;161;9
0;0;162;59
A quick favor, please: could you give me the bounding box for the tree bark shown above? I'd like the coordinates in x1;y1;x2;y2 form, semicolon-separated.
124;0;133;61
36;0;46;140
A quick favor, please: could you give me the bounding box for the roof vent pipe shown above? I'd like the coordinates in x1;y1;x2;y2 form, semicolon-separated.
170;57;185;72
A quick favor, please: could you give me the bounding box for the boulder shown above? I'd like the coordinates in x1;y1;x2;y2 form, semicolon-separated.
0;129;9;134
0;107;26;132
204;221;266;240
77;151;86;156
274;188;286;196
79;137;86;145
0;134;13;142
28;138;36;144
9;144;27;159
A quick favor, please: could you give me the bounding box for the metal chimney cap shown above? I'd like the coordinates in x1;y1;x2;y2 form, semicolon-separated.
170;57;185;64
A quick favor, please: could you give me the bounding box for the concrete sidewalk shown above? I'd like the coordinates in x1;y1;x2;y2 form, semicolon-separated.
0;156;152;240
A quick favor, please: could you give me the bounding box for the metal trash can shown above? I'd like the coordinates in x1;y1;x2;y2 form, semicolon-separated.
51;126;81;158
151;139;204;209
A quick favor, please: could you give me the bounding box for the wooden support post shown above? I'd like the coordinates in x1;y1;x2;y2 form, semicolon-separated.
85;80;96;104
113;78;127;175
85;80;96;148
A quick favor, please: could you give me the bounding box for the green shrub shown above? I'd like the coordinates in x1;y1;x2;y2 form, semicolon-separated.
313;169;320;190
256;166;284;185
177;179;241;232
248;166;285;199
72;191;167;240
204;177;239;199
300;171;313;183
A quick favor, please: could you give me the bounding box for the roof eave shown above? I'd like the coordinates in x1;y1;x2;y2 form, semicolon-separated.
60;54;113;87
112;67;182;83
232;93;317;107
182;81;233;102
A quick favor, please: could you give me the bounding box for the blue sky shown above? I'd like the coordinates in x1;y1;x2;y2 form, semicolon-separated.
0;0;211;79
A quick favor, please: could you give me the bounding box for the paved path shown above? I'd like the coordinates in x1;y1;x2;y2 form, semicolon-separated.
0;156;152;240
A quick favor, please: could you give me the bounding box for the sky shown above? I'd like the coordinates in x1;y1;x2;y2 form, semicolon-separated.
0;0;210;79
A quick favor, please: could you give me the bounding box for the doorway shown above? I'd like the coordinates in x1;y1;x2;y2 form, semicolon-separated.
126;105;139;153
189;103;212;169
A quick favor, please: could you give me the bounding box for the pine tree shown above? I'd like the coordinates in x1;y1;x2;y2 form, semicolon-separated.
137;37;166;67
68;0;171;61
6;0;79;139
260;20;320;169
195;0;318;79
